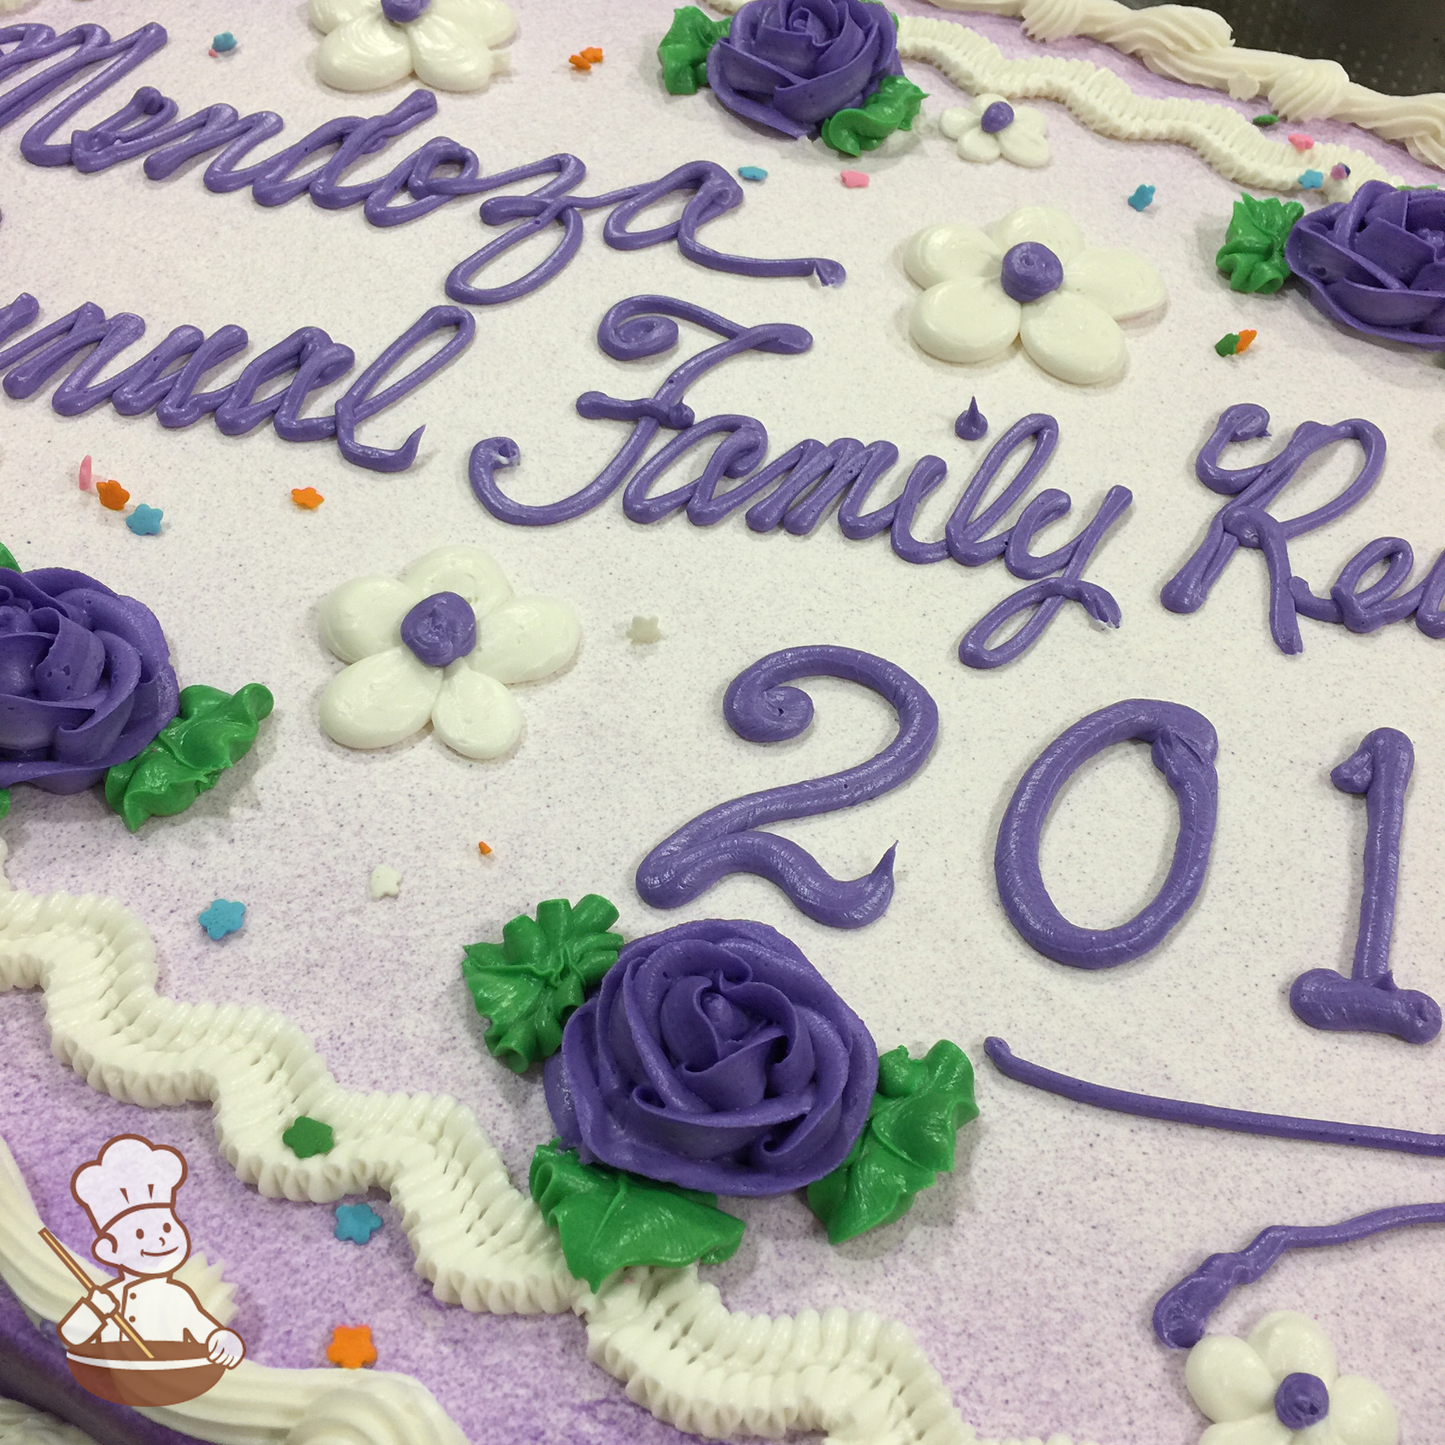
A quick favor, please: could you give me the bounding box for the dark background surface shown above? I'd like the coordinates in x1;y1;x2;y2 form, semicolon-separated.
1122;0;1445;95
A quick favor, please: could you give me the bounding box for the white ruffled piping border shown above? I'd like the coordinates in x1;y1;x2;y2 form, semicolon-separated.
703;0;1431;193
918;0;1445;171
0;843;1095;1445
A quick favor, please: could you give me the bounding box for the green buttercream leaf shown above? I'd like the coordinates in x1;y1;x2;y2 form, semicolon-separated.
806;1039;978;1245
462;896;623;1072
0;543;18;571
104;682;274;832
529;1140;744;1291
0;789;9;820
1215;192;1304;294
819;74;927;158
658;6;731;95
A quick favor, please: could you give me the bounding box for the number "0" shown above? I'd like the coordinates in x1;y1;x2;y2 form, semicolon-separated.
994;699;1220;969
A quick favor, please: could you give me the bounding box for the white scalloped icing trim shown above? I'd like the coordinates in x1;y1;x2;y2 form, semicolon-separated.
701;0;1409;194
0;1396;97;1445
920;0;1445;171
0;846;1096;1445
0;1136;469;1445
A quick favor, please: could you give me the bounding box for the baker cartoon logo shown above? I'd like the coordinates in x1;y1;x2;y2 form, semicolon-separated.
38;1134;245;1408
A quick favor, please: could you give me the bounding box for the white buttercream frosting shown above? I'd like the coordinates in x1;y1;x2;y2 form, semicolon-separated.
912;0;1445;166
0;849;1097;1445
703;0;1444;175
896;18;1403;194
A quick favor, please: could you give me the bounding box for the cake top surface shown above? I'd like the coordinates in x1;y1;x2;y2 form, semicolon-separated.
3;3;1445;1444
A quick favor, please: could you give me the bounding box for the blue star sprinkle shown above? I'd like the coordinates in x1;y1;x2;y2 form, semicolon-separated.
334;1202;384;1245
737;166;768;182
199;899;246;940
1298;169;1324;190
1127;184;1155;212
126;504;163;536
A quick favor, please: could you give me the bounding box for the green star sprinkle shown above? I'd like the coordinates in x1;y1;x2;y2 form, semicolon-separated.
530;1140;744;1291
462;896;623;1073
806;1039;979;1245
820;75;927;158
1215;192;1304;294
282;1116;334;1159
105;683;274;832
657;6;731;95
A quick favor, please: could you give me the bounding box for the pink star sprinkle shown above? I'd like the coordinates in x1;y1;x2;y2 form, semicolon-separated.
840;170;870;189
1288;133;1314;151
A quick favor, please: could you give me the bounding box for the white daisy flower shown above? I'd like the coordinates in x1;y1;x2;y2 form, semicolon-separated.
1185;1311;1399;1445
309;0;515;93
940;94;1049;167
318;545;579;760
904;205;1167;385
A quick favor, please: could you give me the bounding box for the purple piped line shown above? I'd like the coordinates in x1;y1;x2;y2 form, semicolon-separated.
1153;1201;1445;1348
985;1036;1445;1156
636;645;939;929
1290;727;1442;1044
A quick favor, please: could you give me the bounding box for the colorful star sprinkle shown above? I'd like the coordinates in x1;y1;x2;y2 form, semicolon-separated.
334;1202;384;1245
1252;113;1278;127
478;840;494;857
1214;329;1258;357
568;45;603;70
95;480;129;511
78;455;92;490
1330;163;1351;181
211;33;237;55
126;504;163;536
1127;184;1155;212
283;1116;335;1159
1287;132;1314;151
839;170;870;188
291;487;324;510
325;1325;376;1369
1298;169;1324;190
368;865;402;899
627;615;662;644
737;166;768;182
198;898;245;939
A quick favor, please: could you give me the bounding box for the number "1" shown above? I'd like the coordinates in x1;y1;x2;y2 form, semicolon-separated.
1290;728;1441;1045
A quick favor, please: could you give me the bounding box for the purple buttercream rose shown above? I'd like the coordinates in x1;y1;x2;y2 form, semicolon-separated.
0;568;178;794
706;0;902;140
1286;180;1445;347
543;918;878;1195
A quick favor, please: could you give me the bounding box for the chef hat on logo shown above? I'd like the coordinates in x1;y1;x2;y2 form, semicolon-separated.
71;1135;187;1235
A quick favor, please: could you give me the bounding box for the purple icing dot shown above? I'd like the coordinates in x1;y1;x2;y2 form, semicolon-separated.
981;100;1015;134
1000;242;1064;304
382;0;430;21
400;591;475;668
1275;1373;1330;1429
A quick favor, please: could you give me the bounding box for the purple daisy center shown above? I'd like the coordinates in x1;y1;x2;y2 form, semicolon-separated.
1000;242;1064;303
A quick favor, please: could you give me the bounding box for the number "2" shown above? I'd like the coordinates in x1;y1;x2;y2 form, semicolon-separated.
635;645;939;929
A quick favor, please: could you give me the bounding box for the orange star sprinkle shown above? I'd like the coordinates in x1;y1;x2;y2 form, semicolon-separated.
291;487;324;509
1235;328;1258;354
95;480;130;511
477;841;493;857
326;1324;376;1369
581;47;603;63
568;53;592;70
